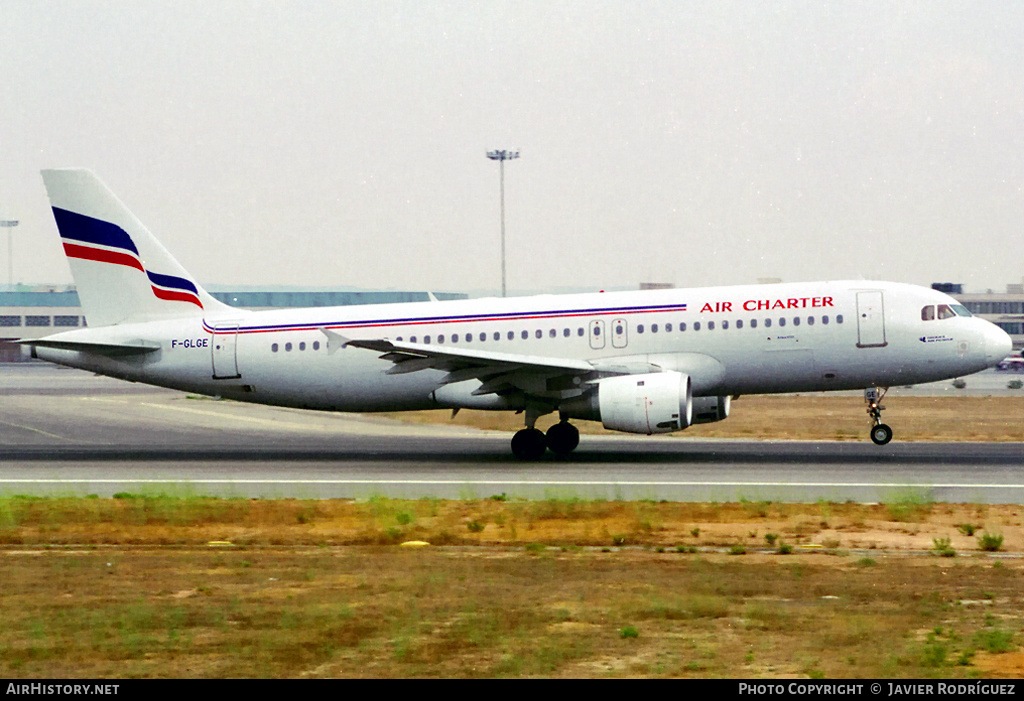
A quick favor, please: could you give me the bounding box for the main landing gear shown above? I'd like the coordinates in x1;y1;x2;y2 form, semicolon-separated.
865;387;893;445
510;410;580;460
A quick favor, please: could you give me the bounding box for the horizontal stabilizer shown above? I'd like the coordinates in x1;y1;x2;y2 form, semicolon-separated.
18;338;160;357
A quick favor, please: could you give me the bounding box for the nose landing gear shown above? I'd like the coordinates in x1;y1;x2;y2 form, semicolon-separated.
865;387;893;445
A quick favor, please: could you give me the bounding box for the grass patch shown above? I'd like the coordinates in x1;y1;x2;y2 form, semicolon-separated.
978;532;1005;552
974;629;1015;654
883;489;934;522
933;537;956;558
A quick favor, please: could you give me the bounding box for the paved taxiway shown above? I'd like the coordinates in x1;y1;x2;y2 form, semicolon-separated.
2;364;1021;502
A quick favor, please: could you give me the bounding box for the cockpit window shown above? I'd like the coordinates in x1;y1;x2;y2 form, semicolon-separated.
925;303;971;320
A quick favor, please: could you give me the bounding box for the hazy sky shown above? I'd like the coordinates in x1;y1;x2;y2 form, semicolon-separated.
2;1;1022;294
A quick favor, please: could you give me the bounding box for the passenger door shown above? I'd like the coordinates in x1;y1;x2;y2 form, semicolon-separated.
856;291;887;348
211;321;242;379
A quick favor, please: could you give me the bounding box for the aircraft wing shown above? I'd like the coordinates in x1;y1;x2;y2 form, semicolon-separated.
343;337;596;396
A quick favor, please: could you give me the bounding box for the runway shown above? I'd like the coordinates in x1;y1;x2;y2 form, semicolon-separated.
2;364;1022;502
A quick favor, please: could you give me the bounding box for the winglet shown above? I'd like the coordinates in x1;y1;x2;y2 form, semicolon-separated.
319;328;349;355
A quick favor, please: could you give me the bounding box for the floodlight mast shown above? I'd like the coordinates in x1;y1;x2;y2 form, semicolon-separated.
0;218;17;287
486;149;519;297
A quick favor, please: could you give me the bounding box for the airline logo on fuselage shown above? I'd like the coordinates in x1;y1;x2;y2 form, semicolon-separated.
699;297;835;313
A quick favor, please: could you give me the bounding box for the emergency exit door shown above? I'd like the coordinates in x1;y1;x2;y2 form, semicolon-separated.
612;318;628;348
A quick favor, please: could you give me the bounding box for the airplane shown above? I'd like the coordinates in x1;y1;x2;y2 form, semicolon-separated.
21;169;1013;459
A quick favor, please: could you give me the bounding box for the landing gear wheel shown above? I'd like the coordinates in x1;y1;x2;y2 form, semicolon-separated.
511;427;547;460
870;423;893;446
545;422;580;456
864;387;893;446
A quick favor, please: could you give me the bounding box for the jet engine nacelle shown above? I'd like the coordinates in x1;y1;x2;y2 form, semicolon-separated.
691;395;731;424
595;371;693;434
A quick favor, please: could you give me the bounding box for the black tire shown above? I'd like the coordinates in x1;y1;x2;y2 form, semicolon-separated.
511;428;547;460
545;422;580;456
870;423;893;446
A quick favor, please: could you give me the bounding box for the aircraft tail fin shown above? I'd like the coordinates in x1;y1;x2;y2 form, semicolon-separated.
40;169;231;327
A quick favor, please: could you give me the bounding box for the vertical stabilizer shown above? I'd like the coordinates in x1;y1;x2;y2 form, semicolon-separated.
41;169;231;326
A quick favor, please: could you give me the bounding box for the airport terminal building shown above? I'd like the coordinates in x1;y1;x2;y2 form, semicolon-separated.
0;285;467;361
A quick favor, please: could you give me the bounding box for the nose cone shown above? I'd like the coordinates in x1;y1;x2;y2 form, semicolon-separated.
983;322;1013;366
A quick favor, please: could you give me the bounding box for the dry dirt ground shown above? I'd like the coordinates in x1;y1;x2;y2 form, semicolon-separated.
382;395;1024;442
5;498;1024;677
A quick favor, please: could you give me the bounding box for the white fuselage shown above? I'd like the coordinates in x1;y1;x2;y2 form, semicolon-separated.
33;280;1010;415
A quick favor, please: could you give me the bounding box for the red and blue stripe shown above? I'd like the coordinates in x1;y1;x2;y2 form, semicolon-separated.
53;207;203;309
203;302;689;335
